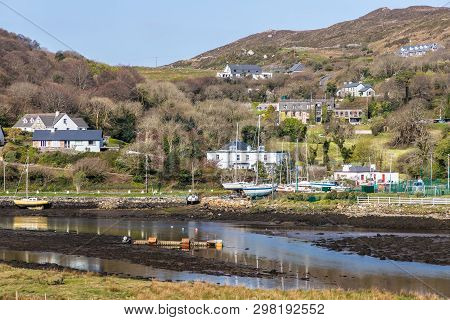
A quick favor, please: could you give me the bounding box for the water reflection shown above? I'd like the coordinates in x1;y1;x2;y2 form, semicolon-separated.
0;215;449;295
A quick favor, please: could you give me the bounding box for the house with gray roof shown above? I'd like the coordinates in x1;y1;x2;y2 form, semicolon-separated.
0;125;4;146
399;43;440;57
13;111;88;132
217;64;272;80
336;82;375;98
32;130;103;152
286;63;305;74
206;140;285;170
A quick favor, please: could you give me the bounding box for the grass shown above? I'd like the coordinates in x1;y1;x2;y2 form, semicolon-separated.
136;67;217;81
0;263;436;300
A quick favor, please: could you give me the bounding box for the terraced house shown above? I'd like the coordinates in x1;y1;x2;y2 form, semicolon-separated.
216;64;272;79
13;111;88;132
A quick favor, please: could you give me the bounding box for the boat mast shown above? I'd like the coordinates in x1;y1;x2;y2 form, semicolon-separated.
255;115;261;185
305;134;309;182
191;162;195;193
295;139;299;192
234;123;239;183
280;142;284;184
25;155;29;199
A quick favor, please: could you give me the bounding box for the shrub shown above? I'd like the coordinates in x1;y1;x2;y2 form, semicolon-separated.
72;157;109;183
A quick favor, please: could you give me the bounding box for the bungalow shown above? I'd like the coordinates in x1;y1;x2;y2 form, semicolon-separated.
334;164;399;186
32;130;103;152
336;82;375;98
216;64;272;80
206;140;285;171
0;125;4;146
13;111;88;132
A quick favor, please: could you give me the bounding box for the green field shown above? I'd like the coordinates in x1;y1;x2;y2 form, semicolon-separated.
136;67;217;81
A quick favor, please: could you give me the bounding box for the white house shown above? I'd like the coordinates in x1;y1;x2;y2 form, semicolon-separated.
334;164;399;186
13;111;88;132
217;64;272;80
32;130;103;152
399;43;440;57
206;140;285;170
336;82;375;98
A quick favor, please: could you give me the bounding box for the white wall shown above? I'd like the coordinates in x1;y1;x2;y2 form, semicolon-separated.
53;115;82;131
207;150;284;170
334;171;399;184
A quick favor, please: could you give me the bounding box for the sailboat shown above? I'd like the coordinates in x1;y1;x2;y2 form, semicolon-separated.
222;123;251;191
13;156;49;210
242;115;277;198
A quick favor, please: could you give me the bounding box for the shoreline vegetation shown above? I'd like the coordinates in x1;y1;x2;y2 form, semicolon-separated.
0;263;439;300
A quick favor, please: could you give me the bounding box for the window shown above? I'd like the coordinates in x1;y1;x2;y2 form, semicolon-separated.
63;119;67;124
246;155;249;161
23;118;28;124
64;141;70;148
264;155;268;161
40;141;46;147
30;118;34;123
215;155;219;160
236;155;240;161
88;140;95;145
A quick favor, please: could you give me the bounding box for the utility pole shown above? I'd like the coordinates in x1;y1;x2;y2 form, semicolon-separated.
152;57;159;68
389;154;393;193
2;160;5;193
447;154;449;191
280;142;284;184
145;154;149;194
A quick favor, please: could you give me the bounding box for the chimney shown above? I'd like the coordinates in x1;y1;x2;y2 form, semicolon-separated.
55;111;60;117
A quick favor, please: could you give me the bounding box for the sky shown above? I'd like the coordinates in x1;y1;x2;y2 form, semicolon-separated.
0;0;447;66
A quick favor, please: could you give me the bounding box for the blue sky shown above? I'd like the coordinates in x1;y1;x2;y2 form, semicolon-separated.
0;0;446;66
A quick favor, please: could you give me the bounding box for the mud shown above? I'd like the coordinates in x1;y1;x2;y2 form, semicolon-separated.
314;235;450;265
0;229;281;279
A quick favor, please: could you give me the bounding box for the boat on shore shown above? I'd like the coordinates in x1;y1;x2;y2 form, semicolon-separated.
242;184;277;198
13;155;49;210
222;181;252;191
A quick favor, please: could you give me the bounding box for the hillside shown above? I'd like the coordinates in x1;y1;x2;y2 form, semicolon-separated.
172;6;450;69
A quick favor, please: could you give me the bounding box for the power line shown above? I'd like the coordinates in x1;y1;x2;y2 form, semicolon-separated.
0;0;76;51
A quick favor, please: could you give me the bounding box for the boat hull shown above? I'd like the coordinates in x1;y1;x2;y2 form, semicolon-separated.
222;182;251;191
13;199;49;209
242;185;277;198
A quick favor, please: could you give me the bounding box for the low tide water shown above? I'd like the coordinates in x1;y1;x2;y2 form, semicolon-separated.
0;215;448;295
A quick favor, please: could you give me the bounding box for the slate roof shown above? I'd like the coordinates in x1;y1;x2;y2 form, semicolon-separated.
72;117;88;128
400;43;438;53
32;130;102;141
223;140;250;151
347;166;372;172
287;63;305;73
13;113;88;129
227;64;262;75
341;82;373;92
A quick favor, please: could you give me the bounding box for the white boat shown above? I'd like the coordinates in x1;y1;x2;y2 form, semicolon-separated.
222;181;252;191
242;184;277;198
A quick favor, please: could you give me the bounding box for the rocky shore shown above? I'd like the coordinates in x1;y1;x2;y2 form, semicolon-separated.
0;196;185;209
1;196;448;231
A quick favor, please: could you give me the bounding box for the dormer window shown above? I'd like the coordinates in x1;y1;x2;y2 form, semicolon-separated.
23;118;28;124
30;118;34;123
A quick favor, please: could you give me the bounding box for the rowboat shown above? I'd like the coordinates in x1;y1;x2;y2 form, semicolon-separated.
13;198;48;210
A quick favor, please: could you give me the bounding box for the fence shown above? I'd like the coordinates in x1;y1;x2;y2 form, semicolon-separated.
357;196;450;206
